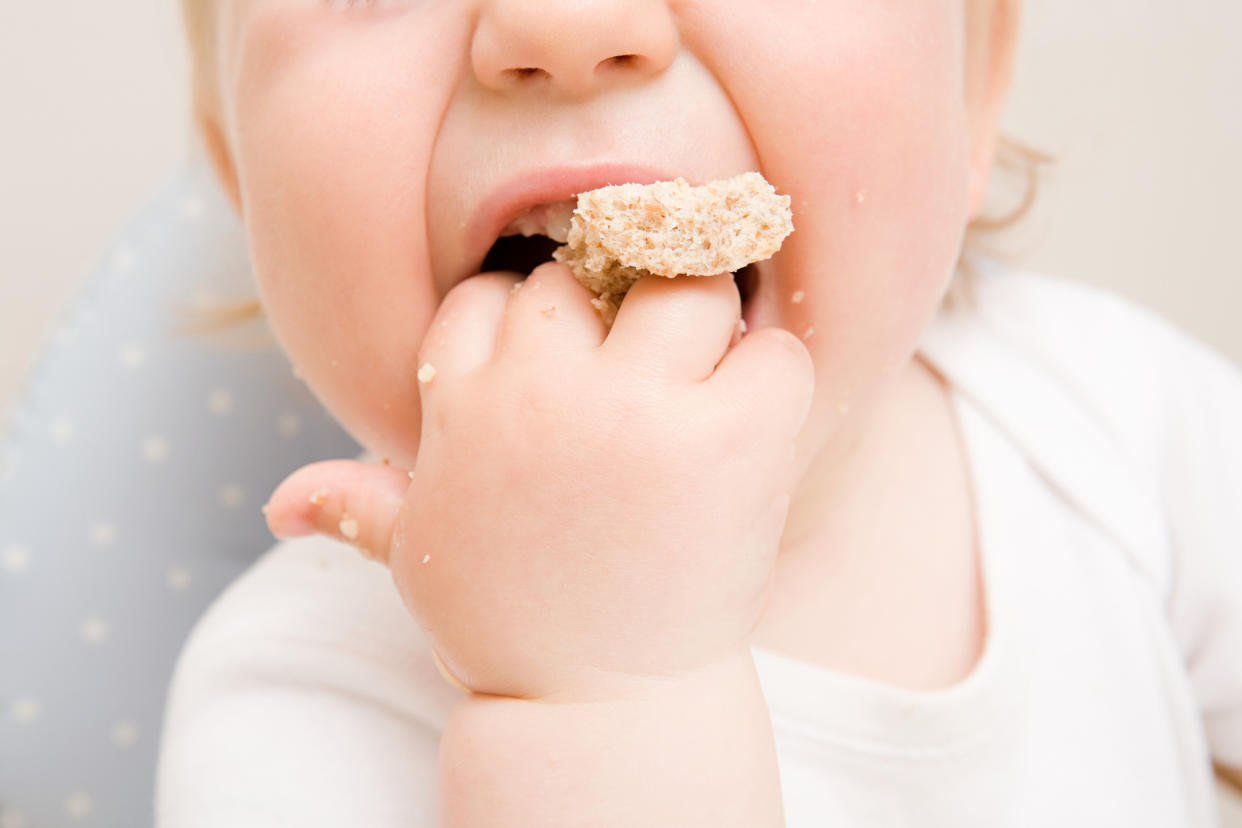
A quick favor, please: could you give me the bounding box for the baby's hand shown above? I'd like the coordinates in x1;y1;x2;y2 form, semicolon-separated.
264;262;814;702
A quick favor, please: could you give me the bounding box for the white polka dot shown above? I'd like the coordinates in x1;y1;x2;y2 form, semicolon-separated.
10;697;40;724
49;416;76;444
65;791;93;820
208;388;234;416
110;246;137;273
167;566;193;591
219;483;245;509
2;544;31;573
81;616;110;644
1;809;30;828
89;522;117;547
180;194;207;220
141;436;170;463
111;720;139;748
277;413;302;438
119;343;146;368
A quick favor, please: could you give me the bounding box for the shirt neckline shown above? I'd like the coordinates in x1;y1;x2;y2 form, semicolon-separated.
750;384;1033;755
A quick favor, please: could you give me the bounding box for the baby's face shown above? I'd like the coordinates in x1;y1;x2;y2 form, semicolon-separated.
214;0;1003;471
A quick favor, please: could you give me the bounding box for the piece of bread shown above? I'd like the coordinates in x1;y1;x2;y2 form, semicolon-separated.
552;172;794;326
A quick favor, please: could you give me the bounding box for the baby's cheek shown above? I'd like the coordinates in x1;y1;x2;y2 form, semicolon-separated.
228;5;465;467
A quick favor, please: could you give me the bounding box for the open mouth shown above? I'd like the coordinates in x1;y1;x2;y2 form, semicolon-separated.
479;232;760;309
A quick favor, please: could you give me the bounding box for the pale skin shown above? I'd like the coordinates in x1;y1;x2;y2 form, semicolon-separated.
194;0;1035;823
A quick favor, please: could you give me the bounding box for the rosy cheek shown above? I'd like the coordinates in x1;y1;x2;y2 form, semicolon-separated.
229;9;462;463
690;4;971;418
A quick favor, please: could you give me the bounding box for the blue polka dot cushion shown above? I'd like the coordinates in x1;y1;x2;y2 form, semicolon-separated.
0;156;361;827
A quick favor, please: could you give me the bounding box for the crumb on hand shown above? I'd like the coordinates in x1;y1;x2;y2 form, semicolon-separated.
339;515;359;541
540;306;556;318
418;363;437;384
308;488;328;505
791;290;805;304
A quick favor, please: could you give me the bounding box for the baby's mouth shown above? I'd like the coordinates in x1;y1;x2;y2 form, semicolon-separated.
478;197;760;308
480;199;574;275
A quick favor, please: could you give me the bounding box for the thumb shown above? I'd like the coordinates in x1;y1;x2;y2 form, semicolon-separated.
263;459;412;565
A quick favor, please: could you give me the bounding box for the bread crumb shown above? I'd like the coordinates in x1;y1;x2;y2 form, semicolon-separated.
308;488;328;505
421;554;431;564
408;470;415;480
803;327;815;339
382;458;390;466
738;318;748;334
260;503;270;516
856;190;867;204
510;280;524;295
418;363;437;384
339;515;359;541
791;290;805;304
440;320;448;327
540;306;556;318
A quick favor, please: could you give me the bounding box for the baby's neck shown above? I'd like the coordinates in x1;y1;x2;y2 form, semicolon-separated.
753;354;985;689
780;354;961;558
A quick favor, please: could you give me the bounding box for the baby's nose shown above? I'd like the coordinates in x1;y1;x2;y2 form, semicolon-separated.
471;0;679;98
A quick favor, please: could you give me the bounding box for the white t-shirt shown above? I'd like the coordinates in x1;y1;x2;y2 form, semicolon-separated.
156;262;1242;827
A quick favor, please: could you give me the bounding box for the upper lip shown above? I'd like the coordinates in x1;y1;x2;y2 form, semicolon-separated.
463;163;678;278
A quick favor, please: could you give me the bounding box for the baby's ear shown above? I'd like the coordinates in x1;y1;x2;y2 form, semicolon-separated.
965;0;1022;220
195;100;243;217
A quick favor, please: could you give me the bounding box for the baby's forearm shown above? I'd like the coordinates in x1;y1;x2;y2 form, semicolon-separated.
437;650;784;827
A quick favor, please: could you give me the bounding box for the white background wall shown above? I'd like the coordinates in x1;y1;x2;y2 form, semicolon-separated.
0;1;1240;816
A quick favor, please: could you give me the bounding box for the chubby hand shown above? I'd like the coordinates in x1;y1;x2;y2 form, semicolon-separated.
264;262;814;702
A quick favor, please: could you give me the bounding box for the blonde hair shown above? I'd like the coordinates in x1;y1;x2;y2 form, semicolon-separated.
175;1;1051;333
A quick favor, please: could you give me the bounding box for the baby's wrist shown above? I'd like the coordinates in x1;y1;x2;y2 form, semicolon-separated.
437;646;759;707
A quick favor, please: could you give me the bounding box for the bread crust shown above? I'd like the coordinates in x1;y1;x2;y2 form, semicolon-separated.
552;172;794;326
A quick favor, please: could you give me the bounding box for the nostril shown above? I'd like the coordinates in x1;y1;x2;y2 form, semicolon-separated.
596;54;645;75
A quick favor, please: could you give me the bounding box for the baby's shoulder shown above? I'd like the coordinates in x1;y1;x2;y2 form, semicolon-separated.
964;262;1242;440
926;262;1242;592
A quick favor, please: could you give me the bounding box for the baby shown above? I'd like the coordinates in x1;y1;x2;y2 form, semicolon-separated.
158;1;1242;826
